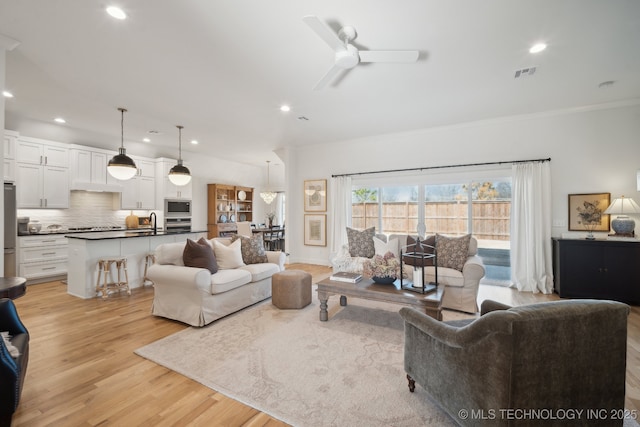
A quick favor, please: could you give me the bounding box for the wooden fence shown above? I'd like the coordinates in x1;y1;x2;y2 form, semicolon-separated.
352;201;510;241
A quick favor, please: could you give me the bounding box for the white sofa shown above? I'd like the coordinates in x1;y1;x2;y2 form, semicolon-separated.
148;237;286;327
331;234;485;313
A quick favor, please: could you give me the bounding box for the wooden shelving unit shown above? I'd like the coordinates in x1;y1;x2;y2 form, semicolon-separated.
207;184;254;238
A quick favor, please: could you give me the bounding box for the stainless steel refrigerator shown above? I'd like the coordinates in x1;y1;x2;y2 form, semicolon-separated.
4;182;17;276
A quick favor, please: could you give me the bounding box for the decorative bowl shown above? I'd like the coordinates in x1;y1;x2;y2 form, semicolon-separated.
372;276;396;284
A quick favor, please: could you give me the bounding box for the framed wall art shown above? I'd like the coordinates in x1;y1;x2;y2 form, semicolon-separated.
568;192;611;232
304;214;326;246
304;179;327;212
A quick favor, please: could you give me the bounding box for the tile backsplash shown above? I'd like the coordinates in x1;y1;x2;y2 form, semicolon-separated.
17;191;152;229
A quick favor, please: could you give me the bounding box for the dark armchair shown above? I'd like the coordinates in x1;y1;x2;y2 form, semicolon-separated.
399;299;629;426
0;298;29;426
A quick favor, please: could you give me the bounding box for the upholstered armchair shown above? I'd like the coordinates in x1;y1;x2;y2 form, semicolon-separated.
0;298;30;426
399;299;629;427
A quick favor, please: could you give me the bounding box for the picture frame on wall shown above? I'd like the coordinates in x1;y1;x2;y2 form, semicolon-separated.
304;214;326;246
568;192;611;232
304;179;327;212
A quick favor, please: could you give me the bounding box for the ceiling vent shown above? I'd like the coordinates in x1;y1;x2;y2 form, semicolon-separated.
514;66;537;79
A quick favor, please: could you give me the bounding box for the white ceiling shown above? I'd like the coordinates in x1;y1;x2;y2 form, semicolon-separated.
2;0;640;167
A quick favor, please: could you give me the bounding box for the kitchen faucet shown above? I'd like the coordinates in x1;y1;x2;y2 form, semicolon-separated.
149;212;157;234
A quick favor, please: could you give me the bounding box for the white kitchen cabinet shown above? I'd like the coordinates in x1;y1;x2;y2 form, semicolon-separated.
18;234;69;283
3;130;17;182
17;137;68;167
155;157;192;200
16;137;69;208
69;147;123;191
118;156;156;209
16;163;69;208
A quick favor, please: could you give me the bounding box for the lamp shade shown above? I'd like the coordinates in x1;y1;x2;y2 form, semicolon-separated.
604;196;640;235
604;196;640;215
168;125;191;186
108;107;137;181
107;147;137;180
168;161;192;186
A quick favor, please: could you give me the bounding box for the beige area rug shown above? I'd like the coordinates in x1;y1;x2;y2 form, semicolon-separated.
135;290;640;427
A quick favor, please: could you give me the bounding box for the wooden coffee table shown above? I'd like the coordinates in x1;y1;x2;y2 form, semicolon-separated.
316;277;444;321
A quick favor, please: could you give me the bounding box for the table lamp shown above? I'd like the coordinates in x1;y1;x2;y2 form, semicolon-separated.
604;196;640;237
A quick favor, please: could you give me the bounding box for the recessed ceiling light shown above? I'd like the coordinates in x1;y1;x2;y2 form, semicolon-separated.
280;105;291;112
143;137;151;143
54;117;66;124
529;43;547;54
2;90;14;98
106;6;127;20
190;140;198;145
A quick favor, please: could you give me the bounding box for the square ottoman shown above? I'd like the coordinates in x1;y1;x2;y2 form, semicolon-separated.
272;270;312;309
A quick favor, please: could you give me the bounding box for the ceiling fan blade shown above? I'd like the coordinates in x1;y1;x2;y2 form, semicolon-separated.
359;50;419;63
303;15;344;51
313;64;344;90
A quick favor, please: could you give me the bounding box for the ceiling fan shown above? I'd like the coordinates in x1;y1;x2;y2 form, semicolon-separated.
303;15;420;90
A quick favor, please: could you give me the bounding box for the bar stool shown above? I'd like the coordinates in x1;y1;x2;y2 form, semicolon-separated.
96;257;131;299
143;252;156;286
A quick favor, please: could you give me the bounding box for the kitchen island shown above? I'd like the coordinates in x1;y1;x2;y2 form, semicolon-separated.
66;229;207;299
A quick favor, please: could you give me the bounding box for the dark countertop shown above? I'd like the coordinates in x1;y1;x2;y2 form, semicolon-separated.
19;227;160;236
65;230;207;240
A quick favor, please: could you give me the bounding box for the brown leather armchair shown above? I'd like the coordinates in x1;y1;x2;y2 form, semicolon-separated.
399;299;629;426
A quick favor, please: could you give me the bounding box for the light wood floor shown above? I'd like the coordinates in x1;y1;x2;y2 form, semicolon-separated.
9;263;640;426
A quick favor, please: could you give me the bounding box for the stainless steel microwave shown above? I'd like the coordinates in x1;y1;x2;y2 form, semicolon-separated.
164;199;191;217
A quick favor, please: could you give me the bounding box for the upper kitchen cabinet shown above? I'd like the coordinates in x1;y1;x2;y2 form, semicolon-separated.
3;130;18;182
117;155;156;209
155;158;192;200
17;137;69;167
69;146;123;191
16;137;69;208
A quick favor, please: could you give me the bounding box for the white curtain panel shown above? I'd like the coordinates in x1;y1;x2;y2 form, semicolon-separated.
510;161;554;293
329;176;352;259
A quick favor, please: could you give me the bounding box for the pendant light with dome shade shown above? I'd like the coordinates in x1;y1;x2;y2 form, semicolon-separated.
260;160;277;204
168;125;192;186
107;107;138;180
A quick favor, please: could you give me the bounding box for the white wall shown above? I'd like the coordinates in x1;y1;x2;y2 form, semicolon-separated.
286;102;640;265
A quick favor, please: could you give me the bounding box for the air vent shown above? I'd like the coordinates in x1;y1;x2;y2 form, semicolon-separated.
514;66;537;79
147;130;162;135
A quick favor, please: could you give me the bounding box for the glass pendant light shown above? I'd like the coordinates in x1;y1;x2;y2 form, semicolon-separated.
260;160;277;204
107;107;137;180
168;125;192;186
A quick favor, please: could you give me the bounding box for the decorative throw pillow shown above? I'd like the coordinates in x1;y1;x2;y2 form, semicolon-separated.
373;236;399;260
212;238;246;269
346;227;375;258
404;235;436;267
231;234;268;264
436;234;471;271
183;238;218;273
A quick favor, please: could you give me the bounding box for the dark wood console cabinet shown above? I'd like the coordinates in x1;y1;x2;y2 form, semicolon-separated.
552;238;640;303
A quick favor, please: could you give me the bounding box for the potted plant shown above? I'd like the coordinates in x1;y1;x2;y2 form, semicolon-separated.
363;252;402;284
266;212;276;228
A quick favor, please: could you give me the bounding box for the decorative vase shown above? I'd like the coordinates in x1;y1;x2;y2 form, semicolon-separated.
372;276;396;284
268;218;273;228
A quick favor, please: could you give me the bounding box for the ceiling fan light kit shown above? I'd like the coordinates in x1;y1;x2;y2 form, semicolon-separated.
107;107;138;181
302;15;419;90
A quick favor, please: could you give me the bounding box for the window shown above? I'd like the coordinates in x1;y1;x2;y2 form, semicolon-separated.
351;177;512;285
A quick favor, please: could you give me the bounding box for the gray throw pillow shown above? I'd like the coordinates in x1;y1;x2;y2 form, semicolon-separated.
346;227;375;258
231;233;269;264
436;234;471;271
183;238;218;273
